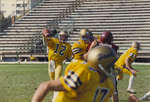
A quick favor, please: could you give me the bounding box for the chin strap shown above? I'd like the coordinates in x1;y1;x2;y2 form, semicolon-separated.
98;64;114;78
98;64;118;95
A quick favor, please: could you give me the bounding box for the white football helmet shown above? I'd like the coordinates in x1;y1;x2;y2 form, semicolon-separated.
58;31;68;42
80;29;93;43
87;45;117;77
132;41;140;50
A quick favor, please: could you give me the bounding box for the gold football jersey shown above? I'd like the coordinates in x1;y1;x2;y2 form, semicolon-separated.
115;47;137;69
72;39;89;60
47;37;72;64
54;61;114;102
94;34;101;41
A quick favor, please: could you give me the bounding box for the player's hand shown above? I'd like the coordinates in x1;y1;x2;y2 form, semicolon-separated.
130;69;137;76
42;28;50;37
90;40;98;49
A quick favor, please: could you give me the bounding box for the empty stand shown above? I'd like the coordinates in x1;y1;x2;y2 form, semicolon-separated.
59;0;150;58
0;0;77;58
1;0;150;60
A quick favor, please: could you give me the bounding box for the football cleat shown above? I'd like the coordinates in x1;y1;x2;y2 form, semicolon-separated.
139;97;150;101
127;89;136;94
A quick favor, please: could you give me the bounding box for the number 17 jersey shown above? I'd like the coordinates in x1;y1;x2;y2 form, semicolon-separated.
54;61;115;102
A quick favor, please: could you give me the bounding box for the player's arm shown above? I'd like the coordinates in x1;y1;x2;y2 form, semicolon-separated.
125;57;137;75
31;80;66;102
83;40;99;60
42;32;49;46
72;42;84;60
88;40;99;50
42;28;54;46
72;46;82;55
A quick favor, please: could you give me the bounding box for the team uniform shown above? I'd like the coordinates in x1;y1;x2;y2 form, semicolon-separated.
72;39;89;61
30;55;36;61
115;47;138;80
54;61;115;102
95;34;101;40
86;33;119;100
47;37;72;80
97;42;119;54
88;41;118;54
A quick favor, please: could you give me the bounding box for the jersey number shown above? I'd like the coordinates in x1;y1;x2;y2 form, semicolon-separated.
54;44;66;56
93;87;109;102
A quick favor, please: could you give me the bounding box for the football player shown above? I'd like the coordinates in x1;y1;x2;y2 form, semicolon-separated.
31;45;118;102
72;29;93;62
88;31;118;53
115;42;140;94
30;54;36;61
139;91;150;101
87;31;119;102
128;91;150;102
42;28;72;80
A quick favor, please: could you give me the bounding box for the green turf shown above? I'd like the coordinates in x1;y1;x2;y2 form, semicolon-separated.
0;64;149;102
118;65;150;102
0;64;50;102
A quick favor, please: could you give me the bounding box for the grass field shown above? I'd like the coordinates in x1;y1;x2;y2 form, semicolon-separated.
0;64;150;102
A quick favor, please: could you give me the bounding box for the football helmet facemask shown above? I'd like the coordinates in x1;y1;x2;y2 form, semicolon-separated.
80;29;93;43
87;45;117;77
59;31;68;42
132;41;140;50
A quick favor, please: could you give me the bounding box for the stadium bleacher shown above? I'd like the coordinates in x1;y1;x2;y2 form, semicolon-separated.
0;0;77;59
59;0;150;60
0;0;150;61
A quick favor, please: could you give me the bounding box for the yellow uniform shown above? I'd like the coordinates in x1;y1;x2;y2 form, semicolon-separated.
47;37;72;64
115;47;138;79
72;39;89;60
30;56;36;61
54;61;114;102
94;34;101;41
47;37;72;80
